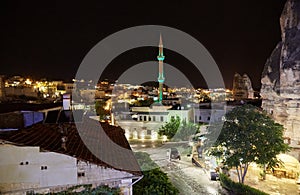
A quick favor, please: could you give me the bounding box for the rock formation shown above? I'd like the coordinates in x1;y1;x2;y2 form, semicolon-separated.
261;0;300;159
233;73;254;100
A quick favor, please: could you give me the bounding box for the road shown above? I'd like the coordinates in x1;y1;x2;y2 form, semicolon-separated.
131;142;228;195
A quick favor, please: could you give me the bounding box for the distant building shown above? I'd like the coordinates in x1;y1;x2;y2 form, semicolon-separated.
193;105;234;124
56;82;76;95
5;87;39;97
162;98;181;106
115;105;194;140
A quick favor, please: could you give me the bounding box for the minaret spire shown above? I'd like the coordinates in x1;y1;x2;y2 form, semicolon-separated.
157;34;165;103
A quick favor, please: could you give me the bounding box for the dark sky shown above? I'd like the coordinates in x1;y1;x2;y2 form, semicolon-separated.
0;0;286;90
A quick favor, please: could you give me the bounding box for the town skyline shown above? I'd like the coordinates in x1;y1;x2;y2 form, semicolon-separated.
0;0;286;90
2;0;300;194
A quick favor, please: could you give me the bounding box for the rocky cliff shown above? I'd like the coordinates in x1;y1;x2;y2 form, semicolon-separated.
261;0;300;158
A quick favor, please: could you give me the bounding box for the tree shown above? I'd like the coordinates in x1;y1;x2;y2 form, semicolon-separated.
173;119;200;141
199;92;211;103
95;100;109;120
158;116;181;139
132;98;154;107
134;152;179;195
209;104;289;183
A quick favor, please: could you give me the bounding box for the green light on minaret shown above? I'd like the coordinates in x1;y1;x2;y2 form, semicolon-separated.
157;56;165;61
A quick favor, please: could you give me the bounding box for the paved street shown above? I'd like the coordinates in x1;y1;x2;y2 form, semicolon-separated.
131;142;227;195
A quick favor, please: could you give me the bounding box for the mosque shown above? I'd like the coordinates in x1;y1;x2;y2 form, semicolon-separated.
114;35;194;140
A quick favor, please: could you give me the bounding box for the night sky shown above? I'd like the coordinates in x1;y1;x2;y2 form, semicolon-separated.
0;1;286;90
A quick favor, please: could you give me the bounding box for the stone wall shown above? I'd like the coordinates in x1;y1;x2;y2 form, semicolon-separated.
0;145;77;193
0;145;136;195
77;161;134;195
5;87;38;97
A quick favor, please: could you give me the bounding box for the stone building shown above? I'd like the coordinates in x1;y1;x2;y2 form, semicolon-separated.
261;0;300;159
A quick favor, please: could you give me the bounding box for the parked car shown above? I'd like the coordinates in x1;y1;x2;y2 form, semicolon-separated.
207;156;219;181
170;147;181;160
209;168;220;181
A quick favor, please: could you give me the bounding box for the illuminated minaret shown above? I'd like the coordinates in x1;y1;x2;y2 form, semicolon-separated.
157;34;165;103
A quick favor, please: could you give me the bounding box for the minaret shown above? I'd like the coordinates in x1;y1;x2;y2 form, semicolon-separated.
157;34;165;103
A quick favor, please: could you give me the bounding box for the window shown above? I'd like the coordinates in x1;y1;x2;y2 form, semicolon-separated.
41;166;47;170
153;116;156;121
139;116;142;121
199;116;202;120
20;161;29;165
148;116;151;121
285;138;291;144
207;117;210;121
160;116;164;122
144;116;147;121
78;172;85;177
147;130;151;135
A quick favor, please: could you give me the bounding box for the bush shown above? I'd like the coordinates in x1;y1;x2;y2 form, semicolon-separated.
219;174;269;195
134;152;179;195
